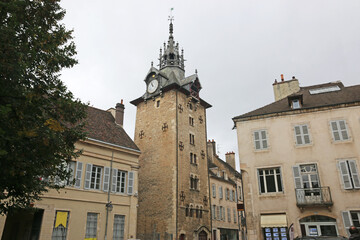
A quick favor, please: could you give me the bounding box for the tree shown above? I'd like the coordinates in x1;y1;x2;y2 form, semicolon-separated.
0;0;87;214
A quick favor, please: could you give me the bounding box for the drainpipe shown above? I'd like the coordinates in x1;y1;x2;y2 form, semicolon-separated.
105;151;114;240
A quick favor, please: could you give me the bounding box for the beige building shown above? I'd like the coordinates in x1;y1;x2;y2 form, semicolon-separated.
232;78;360;240
207;140;243;240
0;103;140;240
131;20;212;240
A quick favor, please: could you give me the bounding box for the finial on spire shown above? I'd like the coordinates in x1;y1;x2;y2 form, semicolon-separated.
151;61;153;67
168;8;174;36
195;69;198;74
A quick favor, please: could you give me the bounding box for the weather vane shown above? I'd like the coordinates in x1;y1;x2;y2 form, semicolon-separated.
168;8;174;23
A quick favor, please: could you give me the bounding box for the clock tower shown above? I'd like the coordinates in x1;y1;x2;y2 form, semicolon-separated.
131;19;212;240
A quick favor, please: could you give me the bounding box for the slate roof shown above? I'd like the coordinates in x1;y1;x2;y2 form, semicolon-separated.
84;106;139;151
233;81;360;121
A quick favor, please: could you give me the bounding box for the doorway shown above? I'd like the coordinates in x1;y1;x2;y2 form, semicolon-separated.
199;230;207;240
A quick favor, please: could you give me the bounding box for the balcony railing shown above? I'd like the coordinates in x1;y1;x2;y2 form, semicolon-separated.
295;187;333;207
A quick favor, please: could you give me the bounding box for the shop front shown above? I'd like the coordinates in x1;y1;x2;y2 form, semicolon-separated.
261;214;288;240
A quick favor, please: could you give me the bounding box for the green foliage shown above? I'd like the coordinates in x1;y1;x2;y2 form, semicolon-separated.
0;0;87;214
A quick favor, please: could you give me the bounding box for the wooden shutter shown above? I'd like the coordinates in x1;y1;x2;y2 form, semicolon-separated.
111;169;118;192
339;120;349;140
84;163;92;189
127;171;134;195
75;161;83;188
261;130;268;149
339;161;352;189
342;211;352;230
294;126;302;145
103;167;110;192
292;166;302;189
331;121;341;141
348;160;360;189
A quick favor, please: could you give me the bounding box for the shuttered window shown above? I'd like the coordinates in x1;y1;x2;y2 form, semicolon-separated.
253;130;268;150
342;211;360;236
219;186;223;199
294;124;311;145
212;184;216;198
84;164;102;190
113;215;125;240
330;120;350;141
338;160;360;189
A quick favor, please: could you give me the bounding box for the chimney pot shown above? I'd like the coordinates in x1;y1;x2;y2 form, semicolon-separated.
292;76;296;80
281;74;284;81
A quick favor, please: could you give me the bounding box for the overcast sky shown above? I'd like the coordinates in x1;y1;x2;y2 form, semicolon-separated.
59;0;360;170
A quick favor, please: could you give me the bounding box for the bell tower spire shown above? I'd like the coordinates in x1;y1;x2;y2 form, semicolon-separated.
158;14;185;70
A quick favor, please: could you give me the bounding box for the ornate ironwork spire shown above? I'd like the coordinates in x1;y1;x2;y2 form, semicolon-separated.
158;13;185;70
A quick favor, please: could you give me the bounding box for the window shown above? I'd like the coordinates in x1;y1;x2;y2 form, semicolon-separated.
189;116;194;126
253;130;268;150
219;206;223;220
85;213;98;239
342;211;360;235
212;205;216;219
330;120;350;141
222;207;226;221
225;188;229;200
196;207;199;218
212;184;216;198
232;190;235;201
233;209;237;223
190;153;197;165
84;164;102;190
229;189;233;201
227;208;231;222
156;100;160;108
51;211;69;240
103;168;134;194
216;206;220;220
219;186;223;199
294;124;311;145
189;103;193;110
115;170;127;193
338;160;360;189
258;168;283;193
238;186;243;201
186;205;189;217
190;175;199;190
113;215;125;240
190;208;194;217
292;99;301;109
190;133;195;145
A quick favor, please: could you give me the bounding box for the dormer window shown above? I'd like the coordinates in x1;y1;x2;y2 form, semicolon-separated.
292;99;301;109
288;94;303;110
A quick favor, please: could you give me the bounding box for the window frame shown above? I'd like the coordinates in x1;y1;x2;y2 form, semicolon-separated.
330;120;350;142
257;167;283;194
253;129;268;150
85;212;98;239
113;215;125;240
294;124;311;145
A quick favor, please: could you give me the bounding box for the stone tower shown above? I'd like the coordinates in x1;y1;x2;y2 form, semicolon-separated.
131;19;212;240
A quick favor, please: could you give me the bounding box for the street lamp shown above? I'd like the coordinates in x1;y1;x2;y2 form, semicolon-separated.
106;201;113;212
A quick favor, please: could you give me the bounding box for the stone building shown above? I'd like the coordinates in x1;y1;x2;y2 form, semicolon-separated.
232;77;360;240
131;20;212;240
207;140;243;240
0;103;140;240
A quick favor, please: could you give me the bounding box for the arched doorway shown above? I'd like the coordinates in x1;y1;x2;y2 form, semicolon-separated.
300;215;338;237
180;234;186;240
199;230;207;240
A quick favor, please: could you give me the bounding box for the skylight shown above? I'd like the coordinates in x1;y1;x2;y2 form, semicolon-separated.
309;86;341;95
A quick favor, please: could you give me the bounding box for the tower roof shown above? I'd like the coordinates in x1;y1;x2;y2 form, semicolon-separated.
159;19;185;70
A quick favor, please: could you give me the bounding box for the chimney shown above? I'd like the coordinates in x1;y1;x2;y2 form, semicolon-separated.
115;100;125;127
272;74;300;101
225;152;236;169
207;139;216;163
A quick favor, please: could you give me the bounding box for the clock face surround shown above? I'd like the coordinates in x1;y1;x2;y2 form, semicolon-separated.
147;79;159;93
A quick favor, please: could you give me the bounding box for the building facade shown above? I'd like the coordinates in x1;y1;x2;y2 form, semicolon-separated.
0;103;140;240
233;78;360;240
131;20;212;240
207;140;243;240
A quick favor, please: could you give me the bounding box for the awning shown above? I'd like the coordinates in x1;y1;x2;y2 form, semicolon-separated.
261;214;287;227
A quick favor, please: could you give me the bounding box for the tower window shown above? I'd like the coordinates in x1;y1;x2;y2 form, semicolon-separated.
190;175;199;190
189;116;194;126
189;103;193;110
292;99;301;109
190;134;195;145
156;100;160;108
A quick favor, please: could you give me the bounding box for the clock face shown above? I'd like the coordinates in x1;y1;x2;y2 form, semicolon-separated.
147;79;159;93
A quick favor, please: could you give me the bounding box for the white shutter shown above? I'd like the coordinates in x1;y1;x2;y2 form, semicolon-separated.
112;169;118;192
292;166;302;189
75;161;83;188
342;211;352;231
339;120;349;140
212;184;216;198
229;190;233;201
339;161;352;189
103;167;110;192
84;163;92;189
261;130;268;149
127;171;134;195
348;160;360;189
294;126;302;145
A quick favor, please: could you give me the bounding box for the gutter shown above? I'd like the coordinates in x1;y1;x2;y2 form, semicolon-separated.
86;137;141;154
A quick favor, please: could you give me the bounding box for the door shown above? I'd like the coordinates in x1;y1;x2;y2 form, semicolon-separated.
300;164;321;202
300;215;338;237
199;231;207;240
